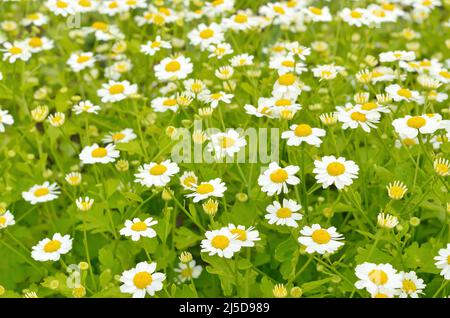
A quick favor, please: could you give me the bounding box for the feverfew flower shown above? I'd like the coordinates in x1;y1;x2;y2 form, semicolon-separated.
31;233;73;262
298;224;345;255
258;162;300;196
119;262;166;298
313;156;359;189
120;217;158;241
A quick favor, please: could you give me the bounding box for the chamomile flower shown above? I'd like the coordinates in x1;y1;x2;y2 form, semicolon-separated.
31;233;73;262
434;158;450;176
102;128;136;144
134;160;180;188
154;55;193;81
0;108;14;132
201;228;241;258
336;104;381;133
208;42;234;59
179;171;198;190
377;212;399;229
244;99;274;118
97;80;138;103
79;144;120;164
392;114;439;138
65;172;82;186
285;42;311;60
120;217;158;241
272;73;302;99
398;271;426;298
119;262;166;298
230;53;254;67
200;91;233;108
227;224;260;247
151;96;179;113
258;162;300;196
225;11;258;31
186;178;227;203
313;156;359;190
140;36;171;56
434;244;450;280
298;224;344;255
385;84;423;103
339;8;369;27
25;36;53;53
207;129;247;159
304;6;332;22
281;123;326;147
188;23;224;50
75;196;94;211
48;112;65;127
1;41;31;63
72;100;101;115
99;0;127;16
46;0;75;17
22;12;48;27
269;54;307;75
265;199;302;228
354;262;402;294
312;64;344;81
174;260;202;283
22;182;60;205
379;50;415;62
0;210;15;229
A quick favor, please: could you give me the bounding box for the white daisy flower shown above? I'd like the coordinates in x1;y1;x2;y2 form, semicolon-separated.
134;160;180;188
72;100;101;115
312;64;345;81
230;53;254;67
265;198;303;228
336;104;381;133
398;271;426;298
313;155;359;190
258;162;300;196
119;217;158;242
174;260;203;283
22;182;60;205
304;6;332;22
1;41;31;63
185;178;227;203
272;72;302;100
151;96;179;113
281;123;326;147
102;128;137;144
31;233;73;262
22;12;48;27
385;84;423;103
434;243;450;280
140;36;171;56
79;143;120;164
298;224;345;254
0;108;14;132
201;228;241;258
392;114;439;138
354;262;402;294
227;224;260;247
208;42;234;59
154;55;193;81
0;210;15;229
269;54;307;75
207;129;247;159
25;36;53;53
199;91;233;108
379;50;415;63
97;80;138;103
119;261;166;298
179;171;198;191
188;23;224;50
46;0;75;17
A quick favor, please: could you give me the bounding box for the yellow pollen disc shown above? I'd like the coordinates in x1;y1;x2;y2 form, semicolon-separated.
34;187;50;197
403;138;416;146
389;186;404;198
165;60;181;72
350;11;362;18
133;272;152;289
361;102;377;110
77;55;91;63
44;240;61;253
402;280;417;293
220;137;235;148
56;1;68;8
153;14;165;25
281;60;295;67
149;164;167;175
435;163;449;175
439;71;450;79
109;1;118;9
270;169;288;183
159;7;171;16
273;6;285;14
91;147;107;158
29;37;42;48
0;216;6;226
373;9;386;17
420;60;431;67
92;22;107;30
197;183;214;194
150;41;160;48
311;229;331;244
368;269;388;285
327;162;346;176
276;207;292;218
9;47;22;55
212;0;224;5
181;267;193;278
275;99;292;107
382;3;395;10
234;14;248;23
131;221;148;232
230;228;247;241
447;255;450;265
211;235;230;249
374;293;389;298
163;99;177;106
309;7;322;15
109;84;125;95
79;0;91;7
406;116;426;129
28;13;39;20
294;124;312;137
199;28;214;39
351;111;367;122
210;93;223;100
278;73;295;86
183;176;196;187
112;133;125;141
397;88;412;98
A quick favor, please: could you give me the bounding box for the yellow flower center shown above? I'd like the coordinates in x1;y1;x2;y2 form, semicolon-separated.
361;102;377;111
435;163;449;175
165;61;181;72
402;279;417;293
275;99;292;107
0;216;7;226
181;267;193;278
34;187;50;197
109;1;119;9
389;186;404;198
91;147;107;158
163;98;177;106
278;73;295;86
350;10;362;18
79;0;91;7
77;55;91;63
199;28;214;39
351;111;367;122
131;221;148;232
92;22;108;30
230;228;247;241
211;235;230;249
281;60;295;67
112;133;125;141
28;13;40;20
311;229;331;244
368;269;388;285
439;70;450;79
56;1;69;8
382;3;395;10
29;37;42;48
210;93;223;100
109;84;125;95
327;162;346;176
9;46;22;55
133;272;153;289
403;138;416;146
374;293;389;298
149;164;167;175
276;207;292;218
294;124;312;137
397;88;412;98
270;169;288;183
234;14;248;23
150;41;161;48
183;176;196;188
447;255;450;265
197;183;214;194
309;7;322;15
406;116;426;129
44;240;61;253
220;137;235;148
273;6;285;14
